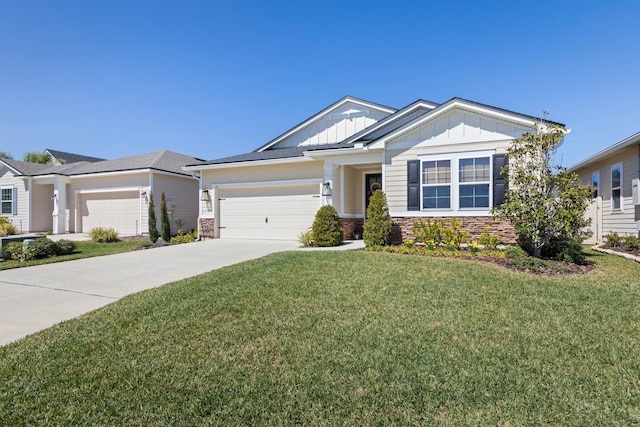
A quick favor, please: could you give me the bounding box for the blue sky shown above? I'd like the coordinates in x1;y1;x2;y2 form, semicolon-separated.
1;1;638;167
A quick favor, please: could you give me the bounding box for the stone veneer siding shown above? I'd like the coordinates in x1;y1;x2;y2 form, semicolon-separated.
339;218;365;240
390;216;516;245
199;218;215;239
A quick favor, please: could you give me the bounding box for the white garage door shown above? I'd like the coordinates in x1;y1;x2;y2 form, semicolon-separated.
219;186;320;240
81;191;140;235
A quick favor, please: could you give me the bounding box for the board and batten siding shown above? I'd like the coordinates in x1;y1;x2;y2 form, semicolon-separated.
152;173;199;234
575;144;640;236
275;101;389;149
383;109;531;213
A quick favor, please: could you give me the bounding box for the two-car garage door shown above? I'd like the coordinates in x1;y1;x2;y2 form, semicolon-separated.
218;185;320;240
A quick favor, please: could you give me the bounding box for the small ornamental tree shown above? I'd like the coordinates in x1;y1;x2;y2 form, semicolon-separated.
363;190;392;247
311;205;343;247
148;192;159;243
160;191;171;241
493;124;592;259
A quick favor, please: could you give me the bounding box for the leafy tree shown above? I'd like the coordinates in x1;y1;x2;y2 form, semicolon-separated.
23;152;52;164
160;191;171;241
0;151;13;159
363;190;392;246
148;192;159;243
311;205;343;247
493;125;592;259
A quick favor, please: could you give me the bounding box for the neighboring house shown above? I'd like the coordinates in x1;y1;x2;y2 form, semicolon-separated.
44;148;105;165
569;132;640;243
185;95;564;242
0;150;202;236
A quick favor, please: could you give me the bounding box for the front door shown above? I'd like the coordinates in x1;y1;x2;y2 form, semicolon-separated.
365;173;382;212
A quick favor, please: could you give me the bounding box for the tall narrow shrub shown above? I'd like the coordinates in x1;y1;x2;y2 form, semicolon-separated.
363;190;392;247
311;205;343;247
148;192;159;243
160;191;171;241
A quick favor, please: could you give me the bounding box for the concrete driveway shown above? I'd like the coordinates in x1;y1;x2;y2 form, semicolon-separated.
0;239;301;346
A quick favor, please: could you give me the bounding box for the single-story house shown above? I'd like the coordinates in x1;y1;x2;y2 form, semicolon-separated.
185;96;564;242
0;150;202;236
569;131;640;243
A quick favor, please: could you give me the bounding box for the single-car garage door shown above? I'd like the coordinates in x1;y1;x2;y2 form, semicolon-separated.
219;185;320;240
81;191;140;235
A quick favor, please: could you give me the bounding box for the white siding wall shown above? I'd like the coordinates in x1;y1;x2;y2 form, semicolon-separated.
152;173;199;234
575;145;639;236
276;102;389;148
0;170;29;233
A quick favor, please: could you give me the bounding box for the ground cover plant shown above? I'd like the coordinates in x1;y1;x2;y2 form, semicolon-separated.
0;240;140;270
1;250;639;425
603;232;640;257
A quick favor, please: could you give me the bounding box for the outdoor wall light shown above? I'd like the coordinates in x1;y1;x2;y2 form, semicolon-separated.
321;182;332;196
50;194;57;200
201;189;211;202
140;191;147;196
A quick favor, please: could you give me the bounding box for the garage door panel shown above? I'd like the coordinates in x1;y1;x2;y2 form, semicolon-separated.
219;186;319;240
81;192;139;235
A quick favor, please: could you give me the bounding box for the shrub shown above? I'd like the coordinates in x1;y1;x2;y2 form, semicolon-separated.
170;230;198;244
477;227;500;250
55;239;77;255
623;235;640;251
148;192;159;243
311;205;343;247
363;190;392;247
412;218;444;245
34;238;58;258
3;242;25;260
0;217;17;236
160;191;171;242
605;232;621;247
505;245;545;271
442;217;467;250
90;227;120;243
298;230;313;247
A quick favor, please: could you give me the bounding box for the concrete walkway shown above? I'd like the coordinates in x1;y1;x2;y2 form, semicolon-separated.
0;239;302;346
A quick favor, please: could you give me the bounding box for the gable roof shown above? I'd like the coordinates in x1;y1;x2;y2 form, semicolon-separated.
185;96;565;169
3;150;204;178
44;149;105;164
254;95;396;152
569;131;640;171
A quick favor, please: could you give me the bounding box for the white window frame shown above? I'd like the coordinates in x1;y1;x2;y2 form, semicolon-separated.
611;163;623;212
591;171;600;199
1;186;16;215
418;150;494;215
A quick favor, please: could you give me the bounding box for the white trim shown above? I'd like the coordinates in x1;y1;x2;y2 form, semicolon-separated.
0;185;16;216
257;97;396;152
569;132;640;171
210;178;321;190
75;186;140;194
67;168;196;180
369;100;538;149
417;150;495;214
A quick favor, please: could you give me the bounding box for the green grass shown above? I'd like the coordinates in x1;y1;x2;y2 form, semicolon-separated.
1;250;640;425
0;240;141;270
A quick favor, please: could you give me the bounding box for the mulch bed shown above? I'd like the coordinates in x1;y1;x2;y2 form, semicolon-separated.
600;243;640;257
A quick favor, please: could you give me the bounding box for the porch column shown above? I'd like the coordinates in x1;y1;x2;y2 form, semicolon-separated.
323;162;335;206
52;183;67;234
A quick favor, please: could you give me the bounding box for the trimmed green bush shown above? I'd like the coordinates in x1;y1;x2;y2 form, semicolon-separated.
170;230;198;244
160;191;171;242
363;190;392;247
148;192;159;243
311;205;343;247
89;227;120;243
55;239;77;255
0;217;17;236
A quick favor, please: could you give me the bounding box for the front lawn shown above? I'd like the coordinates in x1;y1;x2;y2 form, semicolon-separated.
1;250;639;425
0;240;141;270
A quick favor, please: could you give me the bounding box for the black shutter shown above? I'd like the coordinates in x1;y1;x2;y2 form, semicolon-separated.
407;160;420;211
493;154;508;207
